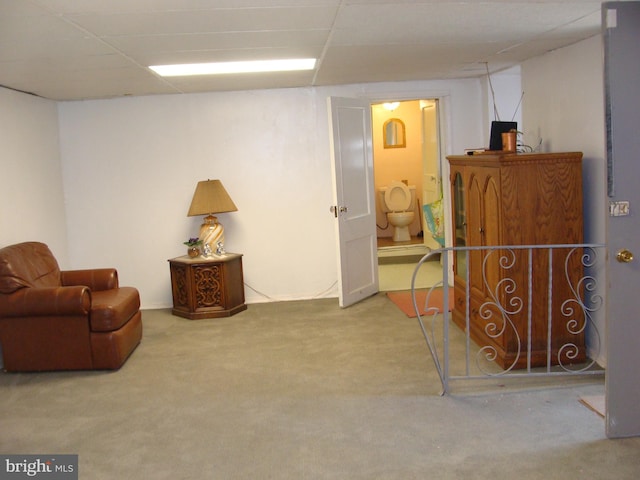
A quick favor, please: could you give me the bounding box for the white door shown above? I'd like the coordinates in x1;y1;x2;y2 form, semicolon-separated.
421;101;440;205
328;97;378;307
604;1;640;438
421;101;444;250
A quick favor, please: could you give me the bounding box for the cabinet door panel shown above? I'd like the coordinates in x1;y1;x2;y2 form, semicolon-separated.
483;172;502;298
451;169;467;279
467;171;484;298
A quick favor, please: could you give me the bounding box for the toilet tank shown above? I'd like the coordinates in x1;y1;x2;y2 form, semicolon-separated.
378;187;390;213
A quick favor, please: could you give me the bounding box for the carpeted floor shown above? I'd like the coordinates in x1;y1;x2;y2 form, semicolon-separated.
1;294;637;479
386;287;454;317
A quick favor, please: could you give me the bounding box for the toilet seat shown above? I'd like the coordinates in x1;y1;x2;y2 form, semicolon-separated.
384;181;412;212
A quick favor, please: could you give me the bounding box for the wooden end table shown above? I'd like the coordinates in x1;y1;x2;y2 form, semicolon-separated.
168;253;247;319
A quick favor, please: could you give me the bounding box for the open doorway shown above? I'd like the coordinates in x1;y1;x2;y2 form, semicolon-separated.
372;99;445;291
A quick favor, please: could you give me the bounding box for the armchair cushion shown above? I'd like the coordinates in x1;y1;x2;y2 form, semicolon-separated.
90;287;140;332
0;242;60;293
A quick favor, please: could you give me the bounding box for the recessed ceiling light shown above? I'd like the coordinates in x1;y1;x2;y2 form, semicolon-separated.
149;58;317;77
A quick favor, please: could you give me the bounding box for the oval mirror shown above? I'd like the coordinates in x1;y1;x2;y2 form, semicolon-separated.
383;118;406;148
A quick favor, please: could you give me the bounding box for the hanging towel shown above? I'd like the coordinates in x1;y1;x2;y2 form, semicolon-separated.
423;198;445;247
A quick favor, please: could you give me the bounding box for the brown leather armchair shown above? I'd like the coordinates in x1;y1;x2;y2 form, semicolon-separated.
0;242;142;372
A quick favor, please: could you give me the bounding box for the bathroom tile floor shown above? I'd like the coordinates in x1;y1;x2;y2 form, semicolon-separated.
377;235;443;292
377;236;423;249
378;253;443;292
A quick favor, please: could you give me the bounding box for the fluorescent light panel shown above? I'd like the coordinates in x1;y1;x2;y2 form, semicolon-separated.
149;58;316;77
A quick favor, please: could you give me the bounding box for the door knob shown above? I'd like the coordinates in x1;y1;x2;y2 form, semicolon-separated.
616;249;634;263
329;205;348;217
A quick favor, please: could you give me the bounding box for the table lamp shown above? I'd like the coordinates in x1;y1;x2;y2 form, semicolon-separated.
187;180;237;256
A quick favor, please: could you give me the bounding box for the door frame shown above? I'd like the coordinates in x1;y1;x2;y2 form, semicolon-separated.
367;92;454;276
329;90;453;307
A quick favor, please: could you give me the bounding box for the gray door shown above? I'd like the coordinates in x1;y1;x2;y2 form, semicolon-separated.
603;1;640;439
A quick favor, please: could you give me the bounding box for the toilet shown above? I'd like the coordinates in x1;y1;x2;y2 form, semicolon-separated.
379;181;416;242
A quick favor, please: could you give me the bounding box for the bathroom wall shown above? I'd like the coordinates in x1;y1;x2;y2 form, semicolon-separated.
372;100;431;240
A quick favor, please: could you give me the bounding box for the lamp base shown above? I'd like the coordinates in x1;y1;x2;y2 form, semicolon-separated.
199;215;224;256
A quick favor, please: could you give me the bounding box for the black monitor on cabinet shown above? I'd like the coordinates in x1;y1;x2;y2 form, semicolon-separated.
489;121;517;151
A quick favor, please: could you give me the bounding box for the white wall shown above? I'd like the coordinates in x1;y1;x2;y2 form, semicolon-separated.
521;34;607;365
57;79;484;308
481;65;524;141
0;88;69;265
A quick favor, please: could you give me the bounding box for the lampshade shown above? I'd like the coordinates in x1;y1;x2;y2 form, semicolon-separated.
187;180;237;216
187;180;237;256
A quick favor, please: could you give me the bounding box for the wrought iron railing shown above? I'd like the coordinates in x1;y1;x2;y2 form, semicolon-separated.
411;244;606;394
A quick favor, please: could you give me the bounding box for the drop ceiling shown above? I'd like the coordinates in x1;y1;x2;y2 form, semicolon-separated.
0;0;612;101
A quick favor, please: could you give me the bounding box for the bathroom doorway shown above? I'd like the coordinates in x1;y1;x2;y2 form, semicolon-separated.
372;99;445;291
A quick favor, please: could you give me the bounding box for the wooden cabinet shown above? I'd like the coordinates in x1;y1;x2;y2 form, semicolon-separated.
169;254;247;319
447;152;585;368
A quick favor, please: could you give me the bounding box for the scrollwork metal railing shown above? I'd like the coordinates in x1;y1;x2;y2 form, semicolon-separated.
411;244;606;394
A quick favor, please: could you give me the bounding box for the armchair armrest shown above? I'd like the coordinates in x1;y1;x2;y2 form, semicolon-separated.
0;286;91;318
61;269;119;291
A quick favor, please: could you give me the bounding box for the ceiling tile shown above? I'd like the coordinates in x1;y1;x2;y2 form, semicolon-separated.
30;0;342;15
107;30;329;55
67;6;338;36
0;0;609;100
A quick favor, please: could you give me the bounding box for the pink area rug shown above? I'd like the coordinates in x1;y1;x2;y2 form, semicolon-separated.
386;288;454;317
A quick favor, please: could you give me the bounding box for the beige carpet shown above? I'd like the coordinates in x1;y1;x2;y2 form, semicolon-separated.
1;295;632;480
